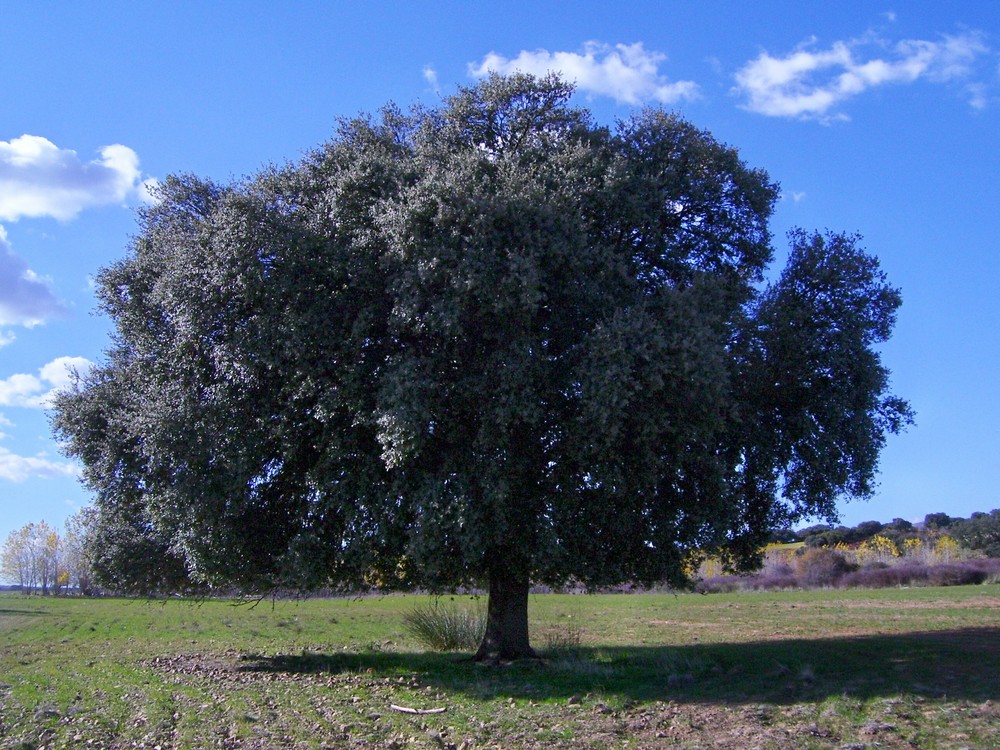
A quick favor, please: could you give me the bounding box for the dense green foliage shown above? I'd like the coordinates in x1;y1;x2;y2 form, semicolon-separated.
951;509;1000;557
790;511;1000;551
52;75;911;655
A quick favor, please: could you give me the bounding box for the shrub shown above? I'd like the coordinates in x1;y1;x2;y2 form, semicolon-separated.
932;535;960;563
971;557;1000;577
795;547;854;587
926;564;988;587
838;560;997;589
693;576;743;594
958;558;1000;583
745;573;800;591
839;564;930;589
402;601;486;652
770;562;795;577
694;571;799;593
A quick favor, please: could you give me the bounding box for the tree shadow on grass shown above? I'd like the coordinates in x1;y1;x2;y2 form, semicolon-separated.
237;626;1000;705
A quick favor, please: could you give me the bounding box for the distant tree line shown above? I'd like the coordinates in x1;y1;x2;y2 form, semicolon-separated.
772;509;1000;557
947;509;1000;558
4;507;998;596
0;510;98;595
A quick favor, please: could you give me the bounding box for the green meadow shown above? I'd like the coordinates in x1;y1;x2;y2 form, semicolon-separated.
1;586;998;749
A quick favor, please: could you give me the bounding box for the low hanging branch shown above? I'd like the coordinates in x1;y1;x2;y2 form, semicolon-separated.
389;704;448;715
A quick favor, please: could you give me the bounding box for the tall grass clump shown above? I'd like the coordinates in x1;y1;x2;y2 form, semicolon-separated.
541;623;584;654
402;600;486;652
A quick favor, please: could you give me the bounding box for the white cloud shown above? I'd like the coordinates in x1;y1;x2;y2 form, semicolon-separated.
0;135;150;221
0;445;79;482
0;225;69;327
0;330;14;348
423;65;441;95
735;30;989;121
469;41;699;105
0;355;93;409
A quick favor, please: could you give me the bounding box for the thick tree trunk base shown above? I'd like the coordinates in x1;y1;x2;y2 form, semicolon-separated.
474;569;537;662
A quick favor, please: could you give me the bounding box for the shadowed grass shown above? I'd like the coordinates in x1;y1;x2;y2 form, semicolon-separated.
235;626;1000;704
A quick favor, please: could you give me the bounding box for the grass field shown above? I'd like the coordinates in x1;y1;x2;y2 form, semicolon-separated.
1;586;998;749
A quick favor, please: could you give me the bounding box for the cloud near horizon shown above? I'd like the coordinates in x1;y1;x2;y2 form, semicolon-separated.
469;41;699;105
734;30;989;121
0;355;94;409
0;135;154;221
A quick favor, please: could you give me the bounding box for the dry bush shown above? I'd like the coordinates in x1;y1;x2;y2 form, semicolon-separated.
795;547;855;587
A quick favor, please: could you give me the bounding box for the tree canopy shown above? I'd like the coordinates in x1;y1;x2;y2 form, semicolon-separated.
951;509;1000;557
53;74;912;659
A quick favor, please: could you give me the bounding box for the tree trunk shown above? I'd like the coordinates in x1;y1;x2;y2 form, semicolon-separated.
474;566;537;662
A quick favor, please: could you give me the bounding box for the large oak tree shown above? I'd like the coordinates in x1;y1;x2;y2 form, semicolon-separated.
53;75;912;660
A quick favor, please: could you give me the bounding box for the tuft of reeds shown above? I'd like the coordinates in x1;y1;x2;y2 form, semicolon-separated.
402;600;486;652
541;624;583;654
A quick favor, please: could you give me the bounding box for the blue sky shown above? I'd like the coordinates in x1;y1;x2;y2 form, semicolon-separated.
1;1;998;545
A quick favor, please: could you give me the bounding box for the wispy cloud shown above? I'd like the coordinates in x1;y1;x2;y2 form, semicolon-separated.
0;445;79;482
734;30;989;121
0;356;93;409
469;41;699;105
0;225;69;327
0;135;153;221
423;65;441;96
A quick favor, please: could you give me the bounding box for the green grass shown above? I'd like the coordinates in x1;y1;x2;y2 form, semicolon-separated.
1;586;998;748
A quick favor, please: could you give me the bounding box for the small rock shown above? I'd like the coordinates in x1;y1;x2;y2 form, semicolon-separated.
567;694;581;705
860;721;896;735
